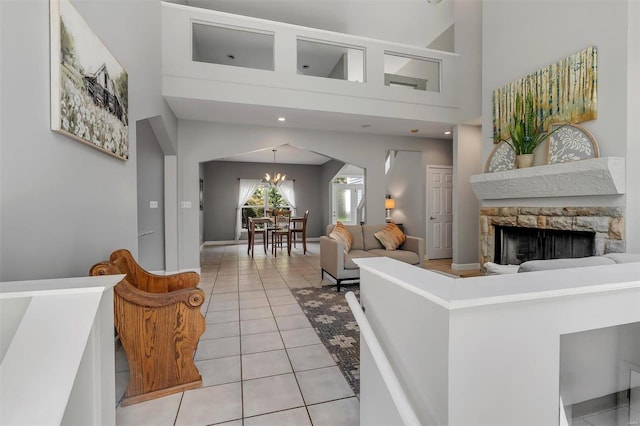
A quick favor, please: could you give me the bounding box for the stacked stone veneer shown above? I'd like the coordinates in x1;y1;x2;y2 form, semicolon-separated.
480;207;625;265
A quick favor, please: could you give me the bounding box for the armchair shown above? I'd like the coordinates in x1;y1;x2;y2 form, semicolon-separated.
90;249;205;406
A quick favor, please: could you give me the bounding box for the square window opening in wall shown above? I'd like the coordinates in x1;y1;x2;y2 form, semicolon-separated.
297;38;365;82
384;52;441;92
192;22;275;71
560;323;640;425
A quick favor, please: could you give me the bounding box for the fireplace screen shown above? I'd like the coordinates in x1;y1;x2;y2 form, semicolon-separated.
495;226;595;265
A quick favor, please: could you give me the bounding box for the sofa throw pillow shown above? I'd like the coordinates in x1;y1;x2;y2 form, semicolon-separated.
374;222;406;251
329;222;353;254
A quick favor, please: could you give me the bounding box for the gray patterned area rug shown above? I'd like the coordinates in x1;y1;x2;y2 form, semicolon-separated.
292;285;360;396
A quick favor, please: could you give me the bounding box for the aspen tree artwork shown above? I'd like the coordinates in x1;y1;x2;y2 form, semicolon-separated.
493;46;597;145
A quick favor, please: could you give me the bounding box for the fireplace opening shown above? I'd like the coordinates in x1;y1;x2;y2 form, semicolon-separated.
495;226;595;265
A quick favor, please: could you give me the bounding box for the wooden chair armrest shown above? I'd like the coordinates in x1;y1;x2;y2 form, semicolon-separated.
109;249;200;292
90;261;121;276
134;270;200;292
114;280;205;308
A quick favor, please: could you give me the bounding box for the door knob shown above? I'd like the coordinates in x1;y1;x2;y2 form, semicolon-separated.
430;216;436;220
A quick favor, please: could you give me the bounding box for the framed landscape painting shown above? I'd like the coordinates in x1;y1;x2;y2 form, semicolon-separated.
50;0;129;160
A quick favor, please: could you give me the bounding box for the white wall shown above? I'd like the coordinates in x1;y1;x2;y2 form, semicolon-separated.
481;0;637;250
452;125;481;267
387;146;454;241
320;159;346;228
626;0;640;253
386;151;425;237
177;120;451;269
427;24;454;53
480;0;638;407
454;0;482;125
136;119;165;271
0;0;4;279
0;0;173;281
482;0;629;160
199;161;204;245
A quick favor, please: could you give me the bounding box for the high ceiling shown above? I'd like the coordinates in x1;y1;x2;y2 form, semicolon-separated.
167;0;454;48
216;144;331;165
164;0;457;155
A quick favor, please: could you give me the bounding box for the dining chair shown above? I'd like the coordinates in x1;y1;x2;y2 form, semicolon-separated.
249;217;268;257
271;209;291;257
289;210;309;255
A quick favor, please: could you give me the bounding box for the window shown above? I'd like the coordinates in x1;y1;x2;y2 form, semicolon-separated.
241;185;290;229
384;52;441;92
331;176;364;225
297;38;365;82
192;23;275;71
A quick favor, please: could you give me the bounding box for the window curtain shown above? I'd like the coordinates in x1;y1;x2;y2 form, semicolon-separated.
236;179;261;240
279;180;297;216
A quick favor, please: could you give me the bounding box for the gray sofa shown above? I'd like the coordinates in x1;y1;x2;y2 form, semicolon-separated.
484;253;640;275
517;253;640;272
320;224;425;291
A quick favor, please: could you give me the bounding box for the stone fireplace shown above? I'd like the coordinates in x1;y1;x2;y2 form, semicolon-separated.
480;207;625;265
471;158;627;266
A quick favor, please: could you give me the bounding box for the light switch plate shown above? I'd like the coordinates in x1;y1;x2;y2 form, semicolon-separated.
181;201;192;209
150;201;158;209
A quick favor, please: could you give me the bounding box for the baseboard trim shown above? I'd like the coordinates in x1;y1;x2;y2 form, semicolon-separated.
203;237;320;246
451;263;481;271
203;240;238;246
150;267;202;275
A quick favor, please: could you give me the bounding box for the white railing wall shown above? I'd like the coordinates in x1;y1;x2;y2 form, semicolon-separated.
346;291;423;426
162;2;459;124
0;275;123;426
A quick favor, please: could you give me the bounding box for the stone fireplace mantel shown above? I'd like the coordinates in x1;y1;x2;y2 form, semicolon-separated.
471;157;626;200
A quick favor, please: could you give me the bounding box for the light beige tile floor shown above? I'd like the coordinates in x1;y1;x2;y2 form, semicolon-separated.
115;242;359;426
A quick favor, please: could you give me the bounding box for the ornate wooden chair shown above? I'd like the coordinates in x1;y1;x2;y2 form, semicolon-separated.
290;210;310;254
90;249;205;406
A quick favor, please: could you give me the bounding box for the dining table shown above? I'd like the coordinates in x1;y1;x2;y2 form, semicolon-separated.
247;215;304;256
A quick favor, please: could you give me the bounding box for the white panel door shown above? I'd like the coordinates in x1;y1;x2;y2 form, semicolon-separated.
426;166;453;259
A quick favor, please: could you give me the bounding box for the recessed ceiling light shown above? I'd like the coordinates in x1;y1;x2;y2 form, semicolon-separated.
278;117;286;122
444;131;452;135
410;129;419;133
226;54;235;60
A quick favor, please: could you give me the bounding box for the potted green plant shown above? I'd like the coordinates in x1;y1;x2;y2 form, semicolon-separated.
496;92;566;168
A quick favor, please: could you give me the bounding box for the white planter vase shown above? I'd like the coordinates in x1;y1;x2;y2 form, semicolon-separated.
516;154;534;168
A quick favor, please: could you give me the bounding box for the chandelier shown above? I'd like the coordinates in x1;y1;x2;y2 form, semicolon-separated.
264;149;286;187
